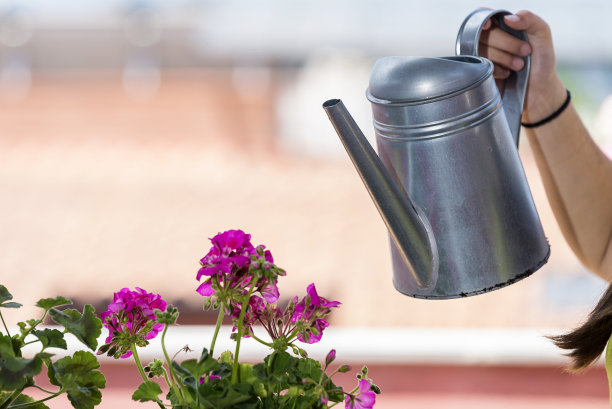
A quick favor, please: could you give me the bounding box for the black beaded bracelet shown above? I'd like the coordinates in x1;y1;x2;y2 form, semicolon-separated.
521;89;571;128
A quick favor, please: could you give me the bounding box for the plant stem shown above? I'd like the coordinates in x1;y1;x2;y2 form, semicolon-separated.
130;344;149;382
161;369;175;401
29;384;60;395
131;344;167;409
304;393;320;409
209;303;225;357
160;326;184;405
17;318;42;343
249;332;273;348
4;391;64;409
231;286;255;384
0;311;10;337
0;389;22;409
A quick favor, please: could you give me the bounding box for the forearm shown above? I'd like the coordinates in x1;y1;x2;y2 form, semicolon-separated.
524;80;612;279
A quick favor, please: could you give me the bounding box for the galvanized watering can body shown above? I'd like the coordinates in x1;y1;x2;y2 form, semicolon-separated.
324;9;550;299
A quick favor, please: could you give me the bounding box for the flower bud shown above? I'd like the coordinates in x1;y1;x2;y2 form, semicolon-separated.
325;349;336;367
155;306;179;325
97;343;111;355
219;350;233;364
203;298;212;310
253;380;267;398
337;364;352;373
371;383;381;394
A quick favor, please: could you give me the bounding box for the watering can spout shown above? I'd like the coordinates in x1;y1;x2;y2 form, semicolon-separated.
323;98;439;290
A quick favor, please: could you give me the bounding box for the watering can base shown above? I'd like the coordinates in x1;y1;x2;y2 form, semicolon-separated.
394;246;551;300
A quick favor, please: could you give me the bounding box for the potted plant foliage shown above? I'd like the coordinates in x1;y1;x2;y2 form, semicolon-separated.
0;229;379;409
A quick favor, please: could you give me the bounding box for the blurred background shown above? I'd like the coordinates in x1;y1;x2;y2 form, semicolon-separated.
1;0;612;408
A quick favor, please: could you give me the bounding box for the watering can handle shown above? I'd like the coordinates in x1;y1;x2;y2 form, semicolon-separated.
455;8;530;146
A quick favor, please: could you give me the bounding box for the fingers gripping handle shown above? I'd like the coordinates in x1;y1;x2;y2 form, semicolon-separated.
456;9;530;146
455;9;527;55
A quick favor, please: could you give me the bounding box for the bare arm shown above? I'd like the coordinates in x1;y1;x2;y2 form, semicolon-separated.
480;11;612;280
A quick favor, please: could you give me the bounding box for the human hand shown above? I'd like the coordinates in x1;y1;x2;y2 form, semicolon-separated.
479;10;566;122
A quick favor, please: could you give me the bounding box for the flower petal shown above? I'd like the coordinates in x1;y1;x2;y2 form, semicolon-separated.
196;280;216;297
260;280;280;303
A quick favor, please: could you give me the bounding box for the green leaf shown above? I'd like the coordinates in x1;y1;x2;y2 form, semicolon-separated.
216;383;256;407
0;285;13;303
180;349;219;380
171;360;192;378
0;335;43;390
0;333;15;357
33;328;68;350
267;351;297;376
131;381;162;403
0;355;42;390
0;285;22;309
48;351;105;409
48;305;101;350
297;358;323;381
36;296;72;311
212;362;232;380
0;302;22;309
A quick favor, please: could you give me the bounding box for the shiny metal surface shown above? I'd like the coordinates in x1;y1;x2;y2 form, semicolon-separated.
374;72;549;298
323;99;439;290
324;9;549;299
367;56;490;103
456;8;529;145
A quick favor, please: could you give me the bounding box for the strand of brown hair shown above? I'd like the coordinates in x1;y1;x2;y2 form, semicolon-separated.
547;282;612;372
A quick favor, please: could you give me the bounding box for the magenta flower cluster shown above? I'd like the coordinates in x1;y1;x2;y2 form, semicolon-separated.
196;229;283;308
197;230;341;346
293;283;341;344
99;287;167;358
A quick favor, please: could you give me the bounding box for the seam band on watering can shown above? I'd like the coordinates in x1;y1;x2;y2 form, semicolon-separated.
373;93;502;140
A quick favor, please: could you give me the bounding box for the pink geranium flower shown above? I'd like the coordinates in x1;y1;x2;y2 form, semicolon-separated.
196;229;255;282
230;294;266;336
345;379;376;409
292;283;340;344
99;287;167;358
196;229;284;312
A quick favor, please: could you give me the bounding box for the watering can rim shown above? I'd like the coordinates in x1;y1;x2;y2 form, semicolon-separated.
366;55;493;106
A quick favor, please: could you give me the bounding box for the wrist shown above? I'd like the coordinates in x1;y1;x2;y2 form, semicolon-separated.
522;76;567;124
522;89;570;128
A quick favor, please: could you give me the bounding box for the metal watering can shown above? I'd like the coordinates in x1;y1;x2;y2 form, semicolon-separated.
323;9;550;299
